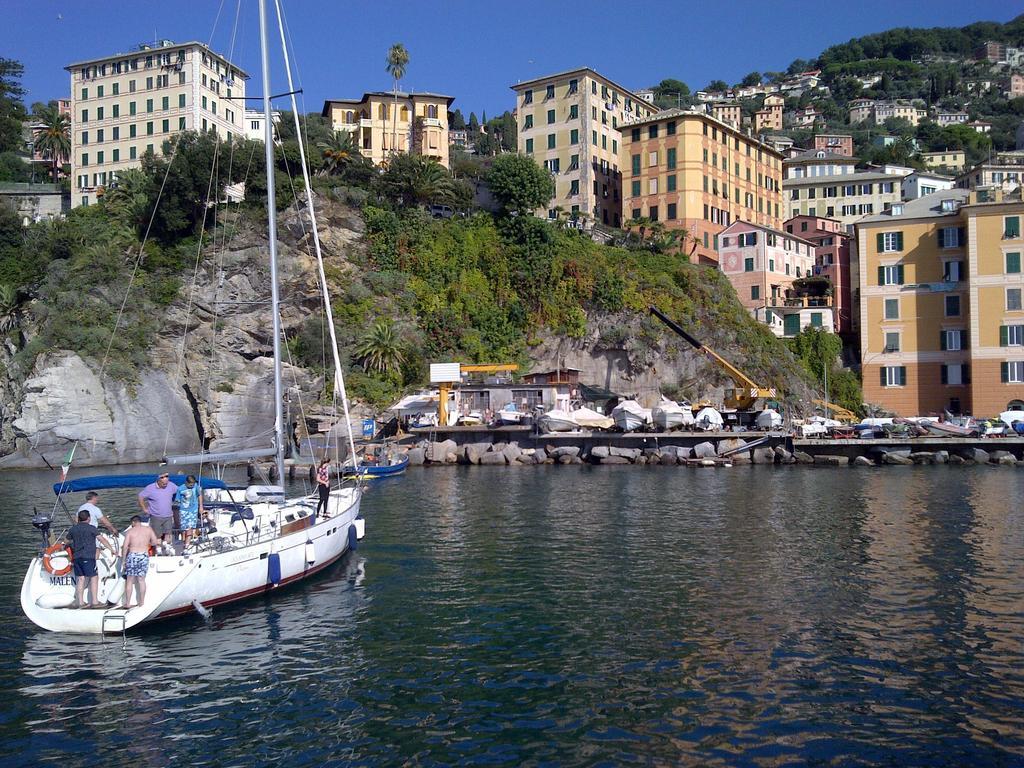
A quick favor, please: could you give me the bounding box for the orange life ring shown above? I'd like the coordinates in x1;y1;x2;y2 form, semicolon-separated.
43;543;74;576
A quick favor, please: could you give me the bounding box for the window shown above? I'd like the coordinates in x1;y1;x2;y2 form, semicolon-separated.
146;98;153;113
161;96;169;110
648;125;658;139
547;134;555;149
1002;325;1024;346
525;138;533;154
884;298;899;319
945;295;960;317
881;366;907;387
569;105;578;120
667;203;676;219
790;189;800;201
162;119;169;133
1001;361;1024;383
667;175;676;192
1005;216;1021;239
744;257;754;272
570;129;578;145
601;135;607;150
178;94;186;108
111;149;119;162
878;265;904;285
942;364;967;386
630;180;641;197
523;89;532;105
648;178;658;195
939;227;963;248
129;146;137;160
129;101;136;116
96;129;104;143
751;285;760;300
567;79;578;94
545;84;554;99
877;232;903;252
739;232;757;247
942;261;963;282
1009;288;1023;311
1007;252;1021;274
547;109;555;124
631;154;641;175
523;114;533;130
96;150;103;164
179;117;186;130
146;121;154;136
146;76;153;90
649;205;659;222
666;148;676;170
81;153;88;166
570;179;579;196
941;329;964;351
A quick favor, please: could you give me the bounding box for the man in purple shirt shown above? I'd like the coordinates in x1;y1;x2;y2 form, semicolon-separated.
138;472;178;546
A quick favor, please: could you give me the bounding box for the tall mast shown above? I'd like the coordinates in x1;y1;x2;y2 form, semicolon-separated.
258;0;286;485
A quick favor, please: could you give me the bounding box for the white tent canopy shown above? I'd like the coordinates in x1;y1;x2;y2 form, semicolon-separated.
387;393;438;414
694;407;724;430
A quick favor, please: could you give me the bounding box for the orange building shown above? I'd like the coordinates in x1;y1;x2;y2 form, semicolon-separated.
621;109;784;265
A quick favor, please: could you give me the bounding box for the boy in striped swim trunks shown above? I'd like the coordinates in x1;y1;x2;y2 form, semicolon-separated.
120;515;161;609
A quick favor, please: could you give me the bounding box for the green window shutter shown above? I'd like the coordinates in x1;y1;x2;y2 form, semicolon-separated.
880;368;887;387
876;233;884;252
1000;325;1008;347
937;229;945;248
896;265;904;284
1007;217;1021;238
1007;252;1021;274
941;365;948;385
958;227;965;245
898;367;906;386
877;266;885;285
1001;362;1009;382
940;331;947;351
895;232;903;251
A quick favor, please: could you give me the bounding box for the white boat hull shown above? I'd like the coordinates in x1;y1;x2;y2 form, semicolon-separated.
652;407;692;430
539;415;577;432
613;413;647;432
21;487;361;634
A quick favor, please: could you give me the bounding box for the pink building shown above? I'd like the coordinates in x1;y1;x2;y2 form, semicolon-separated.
1011;74;1024;99
785;215;854;340
718;220;833;337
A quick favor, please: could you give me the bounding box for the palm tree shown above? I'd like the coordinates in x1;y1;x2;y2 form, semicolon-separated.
32;105;70;183
385;43;410;159
0;284;19;333
623;218;635;243
101;168;153;234
317;130;360;176
551;205;566;229
635;216;651;244
355;320;405;376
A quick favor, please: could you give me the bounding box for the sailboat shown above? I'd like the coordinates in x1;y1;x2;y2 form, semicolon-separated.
20;0;363;635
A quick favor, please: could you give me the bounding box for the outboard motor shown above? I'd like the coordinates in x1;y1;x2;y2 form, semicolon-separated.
31;507;53;551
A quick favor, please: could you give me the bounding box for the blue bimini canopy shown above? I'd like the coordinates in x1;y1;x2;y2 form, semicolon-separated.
53;474;229;496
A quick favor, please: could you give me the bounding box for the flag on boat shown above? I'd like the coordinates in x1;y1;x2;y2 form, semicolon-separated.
60;444;76;482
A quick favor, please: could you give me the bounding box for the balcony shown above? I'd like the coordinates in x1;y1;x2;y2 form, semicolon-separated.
420;117;443;128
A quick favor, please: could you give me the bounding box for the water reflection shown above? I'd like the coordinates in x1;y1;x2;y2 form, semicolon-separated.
1;465;1022;765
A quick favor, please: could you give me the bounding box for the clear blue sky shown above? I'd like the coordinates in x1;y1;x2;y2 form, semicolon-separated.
2;0;1017;118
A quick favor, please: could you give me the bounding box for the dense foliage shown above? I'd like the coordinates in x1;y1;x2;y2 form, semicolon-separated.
788;328;862;415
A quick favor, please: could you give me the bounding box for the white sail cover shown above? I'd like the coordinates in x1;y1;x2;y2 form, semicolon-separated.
612;400;652;431
652;399;694;428
572;406;614;430
694;407;724;430
755;409;783;429
999;410;1024;427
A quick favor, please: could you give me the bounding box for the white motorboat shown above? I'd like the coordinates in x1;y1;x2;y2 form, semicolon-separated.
458;410;484;426
755;409;783;430
20;2;364;635
612;400;652;432
694;407;724;431
652;399;694;430
538;409;578;432
497;404;522;425
571;406;614;430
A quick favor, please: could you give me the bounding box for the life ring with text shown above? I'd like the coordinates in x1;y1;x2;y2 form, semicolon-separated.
43;544;74;576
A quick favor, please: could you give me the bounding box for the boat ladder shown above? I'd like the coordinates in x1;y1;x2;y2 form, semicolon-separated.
101;611;128;643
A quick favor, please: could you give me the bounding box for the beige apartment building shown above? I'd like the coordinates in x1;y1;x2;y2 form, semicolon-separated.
511;68;658;227
783;149;903;231
712;103;741;127
921;149;966;173
622;109;784;264
955;151;1024;192
857;187;1024;416
753;95;783;133
322;91;454;168
66;40;247;207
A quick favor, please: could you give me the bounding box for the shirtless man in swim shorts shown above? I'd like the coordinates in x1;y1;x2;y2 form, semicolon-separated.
120;515;161;609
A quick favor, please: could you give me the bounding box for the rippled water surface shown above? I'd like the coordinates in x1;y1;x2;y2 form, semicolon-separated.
1;464;1022;766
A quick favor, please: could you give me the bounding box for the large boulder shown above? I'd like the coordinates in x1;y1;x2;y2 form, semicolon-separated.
948;453;965;465
590;446;610;459
463;442;491;465
815;455;849;466
516;453;538;465
882;452;913;465
932;451;949;465
550;446;581;459
751;447;775;464
909;452;935;464
479;451;508;465
853;455;874;466
600;455;631;464
426;439;457;463
717;438;748;456
502;443;522;463
659;452;678;466
773;445;793;462
610;446;641;460
794;451;815;464
693;441;717;459
989;449;1015;463
406;447;425;466
959;448;989;464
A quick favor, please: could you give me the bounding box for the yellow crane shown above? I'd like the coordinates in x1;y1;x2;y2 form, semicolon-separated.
648;306;778;410
438;363;519;427
812;398;857;423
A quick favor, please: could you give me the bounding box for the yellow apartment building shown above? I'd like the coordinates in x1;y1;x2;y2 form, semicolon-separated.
621;108;784;264
322;91;454;168
66;40;247;208
754;95;783;133
920;150;966;173
511;68;658;227
857;187;1024;416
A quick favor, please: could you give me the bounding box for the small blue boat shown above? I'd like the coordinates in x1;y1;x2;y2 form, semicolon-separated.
343;454;409;479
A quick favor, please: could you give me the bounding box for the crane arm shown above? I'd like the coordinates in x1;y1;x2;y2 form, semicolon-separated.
460;364;519;373
647;306;766;391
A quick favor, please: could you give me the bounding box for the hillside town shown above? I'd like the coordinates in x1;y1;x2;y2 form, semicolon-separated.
4;22;1024;422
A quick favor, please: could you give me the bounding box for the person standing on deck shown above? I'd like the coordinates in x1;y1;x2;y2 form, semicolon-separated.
66;509;116;609
138;472;178;550
120;515;161;609
173;475;204;553
77;491;117;536
315;457;331;517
